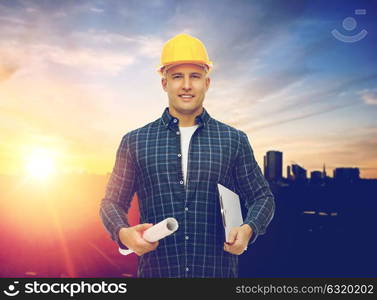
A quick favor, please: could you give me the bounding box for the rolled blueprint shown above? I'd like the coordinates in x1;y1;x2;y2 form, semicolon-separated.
119;217;179;256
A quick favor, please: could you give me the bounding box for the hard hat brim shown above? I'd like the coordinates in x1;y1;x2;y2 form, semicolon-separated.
157;60;213;75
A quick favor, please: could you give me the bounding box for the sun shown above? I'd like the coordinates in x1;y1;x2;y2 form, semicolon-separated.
25;148;56;180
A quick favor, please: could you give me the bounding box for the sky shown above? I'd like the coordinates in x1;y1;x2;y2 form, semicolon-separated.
0;0;376;178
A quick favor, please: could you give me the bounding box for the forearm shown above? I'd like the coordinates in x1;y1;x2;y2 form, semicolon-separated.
100;198;130;243
243;187;275;243
236;131;276;244
99;133;136;246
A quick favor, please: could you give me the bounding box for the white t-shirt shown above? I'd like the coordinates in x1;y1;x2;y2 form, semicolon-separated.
179;125;199;186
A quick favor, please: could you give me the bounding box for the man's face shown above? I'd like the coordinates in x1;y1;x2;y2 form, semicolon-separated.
162;63;210;116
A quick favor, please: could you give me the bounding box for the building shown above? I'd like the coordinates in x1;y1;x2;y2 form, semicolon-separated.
333;167;360;184
310;170;322;184
287;165;292;181
264;151;283;181
291;164;307;183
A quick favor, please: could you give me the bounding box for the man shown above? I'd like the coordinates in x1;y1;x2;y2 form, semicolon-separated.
100;33;275;278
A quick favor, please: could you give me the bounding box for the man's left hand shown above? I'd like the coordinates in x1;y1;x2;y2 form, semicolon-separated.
223;224;253;255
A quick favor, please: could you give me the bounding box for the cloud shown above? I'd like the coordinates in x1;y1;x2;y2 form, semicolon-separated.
190;0;307;74
25;7;38;13
0;37;136;77
33;43;135;75
361;89;377;106
264;74;377;118
243;101;361;132
90;7;104;13
216;72;377;133
0;6;131;75
243;65;313;101
71;30;164;59
0;16;27;25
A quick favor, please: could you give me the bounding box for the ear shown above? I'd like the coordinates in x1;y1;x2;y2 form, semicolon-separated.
205;76;211;91
161;77;167;92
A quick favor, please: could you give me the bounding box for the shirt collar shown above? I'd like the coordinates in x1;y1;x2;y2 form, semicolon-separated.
161;107;211;129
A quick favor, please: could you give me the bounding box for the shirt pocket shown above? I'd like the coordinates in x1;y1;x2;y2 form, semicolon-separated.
196;143;236;184
138;147;178;187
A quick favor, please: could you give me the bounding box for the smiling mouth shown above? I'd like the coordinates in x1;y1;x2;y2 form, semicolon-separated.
179;95;195;100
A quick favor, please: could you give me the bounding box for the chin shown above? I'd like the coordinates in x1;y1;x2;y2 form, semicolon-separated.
170;99;203;114
178;107;196;114
176;105;199;114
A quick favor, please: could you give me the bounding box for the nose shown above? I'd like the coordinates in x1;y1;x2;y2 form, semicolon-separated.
182;76;192;91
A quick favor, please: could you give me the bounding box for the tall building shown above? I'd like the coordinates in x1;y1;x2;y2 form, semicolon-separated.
322;163;327;178
264;151;283;181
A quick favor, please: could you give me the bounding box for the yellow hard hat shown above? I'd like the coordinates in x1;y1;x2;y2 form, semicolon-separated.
157;33;213;75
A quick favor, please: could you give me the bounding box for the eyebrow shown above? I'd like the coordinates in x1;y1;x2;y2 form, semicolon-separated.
170;72;203;76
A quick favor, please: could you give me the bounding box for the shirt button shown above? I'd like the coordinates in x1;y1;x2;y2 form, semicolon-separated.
185;267;189;272
185;235;189;240
179;180;184;185
177;153;182;157
173;119;177;123
185;207;188;211
176;131;180;135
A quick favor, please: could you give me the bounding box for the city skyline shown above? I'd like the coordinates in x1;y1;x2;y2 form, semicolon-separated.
263;149;368;181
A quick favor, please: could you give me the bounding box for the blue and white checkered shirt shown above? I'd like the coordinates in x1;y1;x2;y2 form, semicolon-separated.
100;107;275;278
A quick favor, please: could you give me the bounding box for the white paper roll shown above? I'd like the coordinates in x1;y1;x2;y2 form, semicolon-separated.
143;217;179;242
119;218;179;256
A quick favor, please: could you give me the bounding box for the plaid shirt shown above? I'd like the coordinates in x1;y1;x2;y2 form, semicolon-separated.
100;107;275;278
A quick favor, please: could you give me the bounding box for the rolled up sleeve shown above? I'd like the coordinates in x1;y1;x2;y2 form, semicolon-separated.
99;132;137;248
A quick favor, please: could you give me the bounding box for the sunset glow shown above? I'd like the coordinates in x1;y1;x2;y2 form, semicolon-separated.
25;149;56;180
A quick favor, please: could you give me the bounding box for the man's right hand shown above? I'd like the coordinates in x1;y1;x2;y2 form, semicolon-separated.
118;223;159;256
